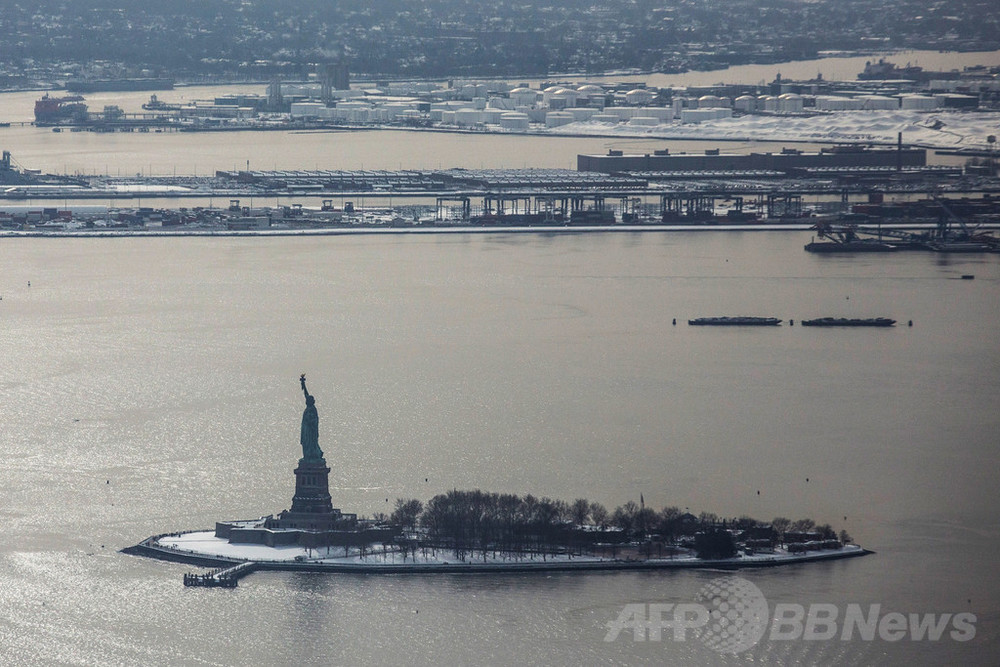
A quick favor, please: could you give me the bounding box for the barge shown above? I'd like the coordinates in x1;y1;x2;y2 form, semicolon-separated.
801;317;896;327
689;317;782;326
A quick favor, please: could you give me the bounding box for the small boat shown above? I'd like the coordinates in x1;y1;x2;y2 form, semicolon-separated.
800;317;896;327
688;317;781;326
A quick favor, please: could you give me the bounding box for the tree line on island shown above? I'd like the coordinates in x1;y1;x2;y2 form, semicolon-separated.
372;489;852;562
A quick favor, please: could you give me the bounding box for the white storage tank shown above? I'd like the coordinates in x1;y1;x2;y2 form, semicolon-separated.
859;95;899;110
759;95;778;112
454;108;482;125
570;107;597;121
684;108;730;122
499;112;530;130
815;96;863;111
777;93;803;113
384;102;414;119
540;86;562;105
550;88;578;107
900;95;938;110
459;83;486;99
636;106;673;121
545;111;575;128
481;109;504;124
289;102;325;118
527;108;548;123
681;108;715;123
929;80;959;92
604;107;635;120
734;95;756;112
488;97;514;110
591;114;620;124
625;88;655;105
629;116;660;126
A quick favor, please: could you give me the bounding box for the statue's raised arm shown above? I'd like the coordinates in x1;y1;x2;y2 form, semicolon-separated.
298;374;324;463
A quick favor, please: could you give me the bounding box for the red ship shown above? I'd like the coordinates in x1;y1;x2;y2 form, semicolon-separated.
34;94;88;125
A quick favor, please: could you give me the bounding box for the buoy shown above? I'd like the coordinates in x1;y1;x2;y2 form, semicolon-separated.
790;319;794;326
908;320;913;327
672;318;676;326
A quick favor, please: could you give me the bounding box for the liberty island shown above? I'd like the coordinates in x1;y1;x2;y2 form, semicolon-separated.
124;376;869;586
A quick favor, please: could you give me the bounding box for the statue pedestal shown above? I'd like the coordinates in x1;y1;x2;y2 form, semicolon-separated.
266;458;347;532
289;459;335;515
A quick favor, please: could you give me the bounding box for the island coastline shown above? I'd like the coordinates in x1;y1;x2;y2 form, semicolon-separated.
126;530;872;575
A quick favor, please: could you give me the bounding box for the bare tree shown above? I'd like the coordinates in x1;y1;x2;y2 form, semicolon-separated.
570;498;590;526
391;498;424;530
612;500;640;534
589;502;609;529
791;518;816;533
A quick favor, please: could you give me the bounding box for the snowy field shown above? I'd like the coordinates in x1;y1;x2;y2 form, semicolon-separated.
548;110;1000;150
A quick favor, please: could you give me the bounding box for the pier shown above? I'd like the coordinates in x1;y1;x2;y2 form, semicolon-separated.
183;561;257;588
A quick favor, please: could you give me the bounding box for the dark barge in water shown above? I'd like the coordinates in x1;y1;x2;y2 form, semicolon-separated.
804;240;898;253
801;317;896;327
689;317;781;326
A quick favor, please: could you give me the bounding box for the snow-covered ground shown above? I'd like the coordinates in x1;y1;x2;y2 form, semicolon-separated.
157;531;619;564
547;110;1000;150
158;532;307;562
153;531;867;570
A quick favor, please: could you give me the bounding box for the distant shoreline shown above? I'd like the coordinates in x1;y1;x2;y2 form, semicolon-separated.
4;221;998;239
0;224;821;238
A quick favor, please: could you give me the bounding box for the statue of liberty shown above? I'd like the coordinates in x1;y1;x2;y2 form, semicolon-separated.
299;374;324;463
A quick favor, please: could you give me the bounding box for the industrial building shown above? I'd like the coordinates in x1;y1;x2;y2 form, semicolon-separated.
577;147;926;174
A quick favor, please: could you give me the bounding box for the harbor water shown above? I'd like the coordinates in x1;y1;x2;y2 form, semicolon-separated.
1;230;998;665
